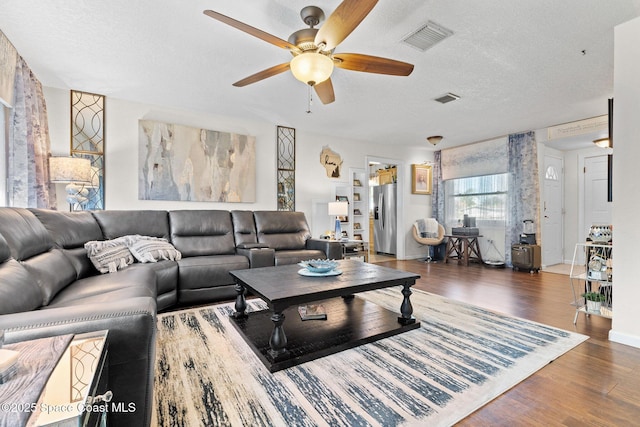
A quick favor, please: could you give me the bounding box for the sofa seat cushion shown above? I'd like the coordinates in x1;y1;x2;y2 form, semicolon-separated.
47;267;156;307
177;255;249;290
274;250;326;266
126;260;178;296
45;286;156;309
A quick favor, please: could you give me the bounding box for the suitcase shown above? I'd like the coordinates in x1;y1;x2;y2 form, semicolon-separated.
511;244;541;273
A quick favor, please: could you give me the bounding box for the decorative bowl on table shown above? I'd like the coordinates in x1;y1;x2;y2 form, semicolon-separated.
298;259;338;274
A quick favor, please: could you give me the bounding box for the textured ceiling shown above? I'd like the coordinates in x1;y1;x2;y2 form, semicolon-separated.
1;0;639;149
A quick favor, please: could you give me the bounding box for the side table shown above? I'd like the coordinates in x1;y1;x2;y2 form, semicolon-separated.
32;330;110;427
444;235;483;266
0;331;109;427
339;240;368;262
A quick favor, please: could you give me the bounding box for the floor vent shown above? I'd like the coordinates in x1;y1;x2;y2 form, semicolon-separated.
434;93;460;104
401;20;453;52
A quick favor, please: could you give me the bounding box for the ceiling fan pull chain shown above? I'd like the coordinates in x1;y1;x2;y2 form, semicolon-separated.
307;84;313;114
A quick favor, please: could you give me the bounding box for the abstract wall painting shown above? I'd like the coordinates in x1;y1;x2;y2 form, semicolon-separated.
138;120;256;202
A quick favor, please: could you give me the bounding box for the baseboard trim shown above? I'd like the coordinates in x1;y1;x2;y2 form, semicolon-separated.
609;330;640;349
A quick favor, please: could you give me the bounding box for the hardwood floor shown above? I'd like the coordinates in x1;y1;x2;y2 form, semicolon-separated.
375;259;640;426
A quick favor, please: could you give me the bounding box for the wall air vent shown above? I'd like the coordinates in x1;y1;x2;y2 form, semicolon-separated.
434;93;460;104
401;20;453;52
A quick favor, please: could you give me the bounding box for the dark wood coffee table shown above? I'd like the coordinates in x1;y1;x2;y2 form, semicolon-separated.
229;260;420;372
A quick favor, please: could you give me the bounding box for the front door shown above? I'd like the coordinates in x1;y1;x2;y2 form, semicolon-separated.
542;155;564;266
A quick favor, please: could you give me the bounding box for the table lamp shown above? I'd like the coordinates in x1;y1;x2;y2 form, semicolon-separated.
328;201;349;240
49;156;92;211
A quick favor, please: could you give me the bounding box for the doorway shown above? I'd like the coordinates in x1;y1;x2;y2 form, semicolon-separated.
542;155;564;266
366;156;405;261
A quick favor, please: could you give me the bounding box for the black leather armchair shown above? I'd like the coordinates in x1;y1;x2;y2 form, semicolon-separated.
253;211;342;265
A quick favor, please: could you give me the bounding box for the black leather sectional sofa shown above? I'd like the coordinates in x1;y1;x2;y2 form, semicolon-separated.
0;207;340;426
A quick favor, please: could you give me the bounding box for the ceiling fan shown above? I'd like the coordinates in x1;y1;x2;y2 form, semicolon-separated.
203;0;414;105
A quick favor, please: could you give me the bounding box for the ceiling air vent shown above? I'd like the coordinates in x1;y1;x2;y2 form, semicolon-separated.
401;20;453;52
434;93;460;104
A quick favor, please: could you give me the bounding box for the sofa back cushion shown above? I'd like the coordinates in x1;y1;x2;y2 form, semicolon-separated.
0;208;78;305
0;230;10;263
92;210;170;240
23;249;78;305
253;211;311;251
0;232;43;313
169;210;235;256
0;207;54;260
0;258;44;314
231;210;258;246
30;209;103;278
30;209;102;247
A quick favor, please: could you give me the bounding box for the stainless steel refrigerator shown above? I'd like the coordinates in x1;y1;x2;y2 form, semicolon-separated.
373;183;397;255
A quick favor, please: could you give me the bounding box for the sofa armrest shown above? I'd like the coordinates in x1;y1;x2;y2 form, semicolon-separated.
0;297;156;427
306;238;343;260
236;247;275;268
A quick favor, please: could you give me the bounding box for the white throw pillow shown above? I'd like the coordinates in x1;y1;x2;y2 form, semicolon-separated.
84;237;134;274
128;237;182;263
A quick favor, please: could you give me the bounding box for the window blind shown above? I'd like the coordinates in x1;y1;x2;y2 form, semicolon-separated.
441;137;508;180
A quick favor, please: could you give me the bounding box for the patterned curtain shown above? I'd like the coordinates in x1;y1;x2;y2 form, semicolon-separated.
8;57;56;208
431;150;445;224
505;131;539;266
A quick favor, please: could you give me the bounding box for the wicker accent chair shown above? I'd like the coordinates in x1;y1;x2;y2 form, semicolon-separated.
412;220;445;262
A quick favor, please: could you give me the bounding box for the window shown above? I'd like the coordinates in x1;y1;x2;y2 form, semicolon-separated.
545;165;559;181
445;173;508;223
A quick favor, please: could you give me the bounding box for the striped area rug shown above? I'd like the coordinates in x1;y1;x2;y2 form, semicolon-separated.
153;288;587;426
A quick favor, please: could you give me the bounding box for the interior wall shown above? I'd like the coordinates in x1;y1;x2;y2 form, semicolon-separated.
43;86;434;260
610;15;640;348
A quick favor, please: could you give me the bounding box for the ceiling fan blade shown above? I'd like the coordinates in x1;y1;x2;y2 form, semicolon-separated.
314;79;335;104
314;0;378;51
233;63;291;87
204;10;300;53
334;53;414;76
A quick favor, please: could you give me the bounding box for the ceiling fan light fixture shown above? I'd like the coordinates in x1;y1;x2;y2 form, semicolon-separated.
427;135;443;146
593;137;611;148
290;52;334;86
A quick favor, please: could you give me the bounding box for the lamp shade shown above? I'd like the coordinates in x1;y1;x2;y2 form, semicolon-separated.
328;201;349;216
427;136;443;146
593;137;611;148
290;52;334;86
49;157;92;184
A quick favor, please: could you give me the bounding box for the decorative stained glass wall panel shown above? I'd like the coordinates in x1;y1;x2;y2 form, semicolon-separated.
277;126;295;211
71;90;104;210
